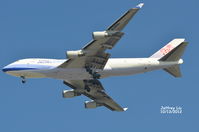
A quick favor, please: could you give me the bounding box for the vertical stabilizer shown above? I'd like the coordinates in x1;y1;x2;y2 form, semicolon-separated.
150;38;188;78
150;39;186;60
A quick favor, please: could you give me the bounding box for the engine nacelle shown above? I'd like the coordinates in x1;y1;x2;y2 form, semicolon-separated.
62;90;81;98
66;50;85;59
84;100;101;109
92;31;121;40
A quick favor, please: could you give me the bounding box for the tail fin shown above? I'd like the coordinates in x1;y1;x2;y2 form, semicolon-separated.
150;38;188;77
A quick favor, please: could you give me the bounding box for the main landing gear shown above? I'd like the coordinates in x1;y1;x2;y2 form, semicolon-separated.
85;86;91;92
85;66;101;79
21;76;26;84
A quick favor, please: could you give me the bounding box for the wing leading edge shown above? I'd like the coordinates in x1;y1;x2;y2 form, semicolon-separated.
107;3;144;31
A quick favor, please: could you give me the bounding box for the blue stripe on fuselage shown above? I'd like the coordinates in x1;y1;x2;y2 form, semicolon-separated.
2;64;56;72
2;68;38;72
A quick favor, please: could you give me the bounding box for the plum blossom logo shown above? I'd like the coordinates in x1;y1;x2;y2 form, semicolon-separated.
160;44;173;55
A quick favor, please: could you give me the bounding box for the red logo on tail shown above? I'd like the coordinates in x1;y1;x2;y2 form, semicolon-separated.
160;44;173;55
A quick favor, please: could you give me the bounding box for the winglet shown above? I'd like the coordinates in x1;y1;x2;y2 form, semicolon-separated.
123;107;128;111
136;3;144;9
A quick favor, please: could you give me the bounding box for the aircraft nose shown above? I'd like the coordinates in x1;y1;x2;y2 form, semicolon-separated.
2;64;11;73
2;65;8;72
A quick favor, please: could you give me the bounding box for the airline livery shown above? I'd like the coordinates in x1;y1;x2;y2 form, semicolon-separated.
2;3;188;111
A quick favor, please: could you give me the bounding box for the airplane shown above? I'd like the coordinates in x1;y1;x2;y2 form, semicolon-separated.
2;3;188;112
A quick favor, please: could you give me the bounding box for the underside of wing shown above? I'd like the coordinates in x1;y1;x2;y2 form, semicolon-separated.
58;3;144;73
107;3;144;31
63;79;127;111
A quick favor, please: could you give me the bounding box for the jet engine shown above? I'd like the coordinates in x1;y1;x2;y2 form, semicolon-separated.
84;100;101;109
62;90;81;98
92;31;122;40
66;50;85;59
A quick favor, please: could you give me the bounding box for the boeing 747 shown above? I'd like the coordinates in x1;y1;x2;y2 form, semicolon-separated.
2;3;188;111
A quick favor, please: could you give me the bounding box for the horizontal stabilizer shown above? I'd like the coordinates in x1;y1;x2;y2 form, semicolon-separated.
163;65;182;78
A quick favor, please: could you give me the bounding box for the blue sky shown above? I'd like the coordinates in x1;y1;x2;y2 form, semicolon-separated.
0;0;198;131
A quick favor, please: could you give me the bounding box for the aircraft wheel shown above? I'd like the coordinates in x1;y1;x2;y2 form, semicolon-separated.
87;88;90;92
21;76;26;84
85;86;90;92
22;80;26;84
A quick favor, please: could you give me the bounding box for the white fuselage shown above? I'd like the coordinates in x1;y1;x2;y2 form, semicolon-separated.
2;58;183;80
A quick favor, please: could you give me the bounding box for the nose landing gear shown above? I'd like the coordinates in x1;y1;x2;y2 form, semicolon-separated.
21;76;26;84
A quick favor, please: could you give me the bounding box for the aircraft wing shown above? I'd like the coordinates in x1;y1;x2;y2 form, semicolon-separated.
58;3;144;70
63;79;127;111
107;3;144;31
